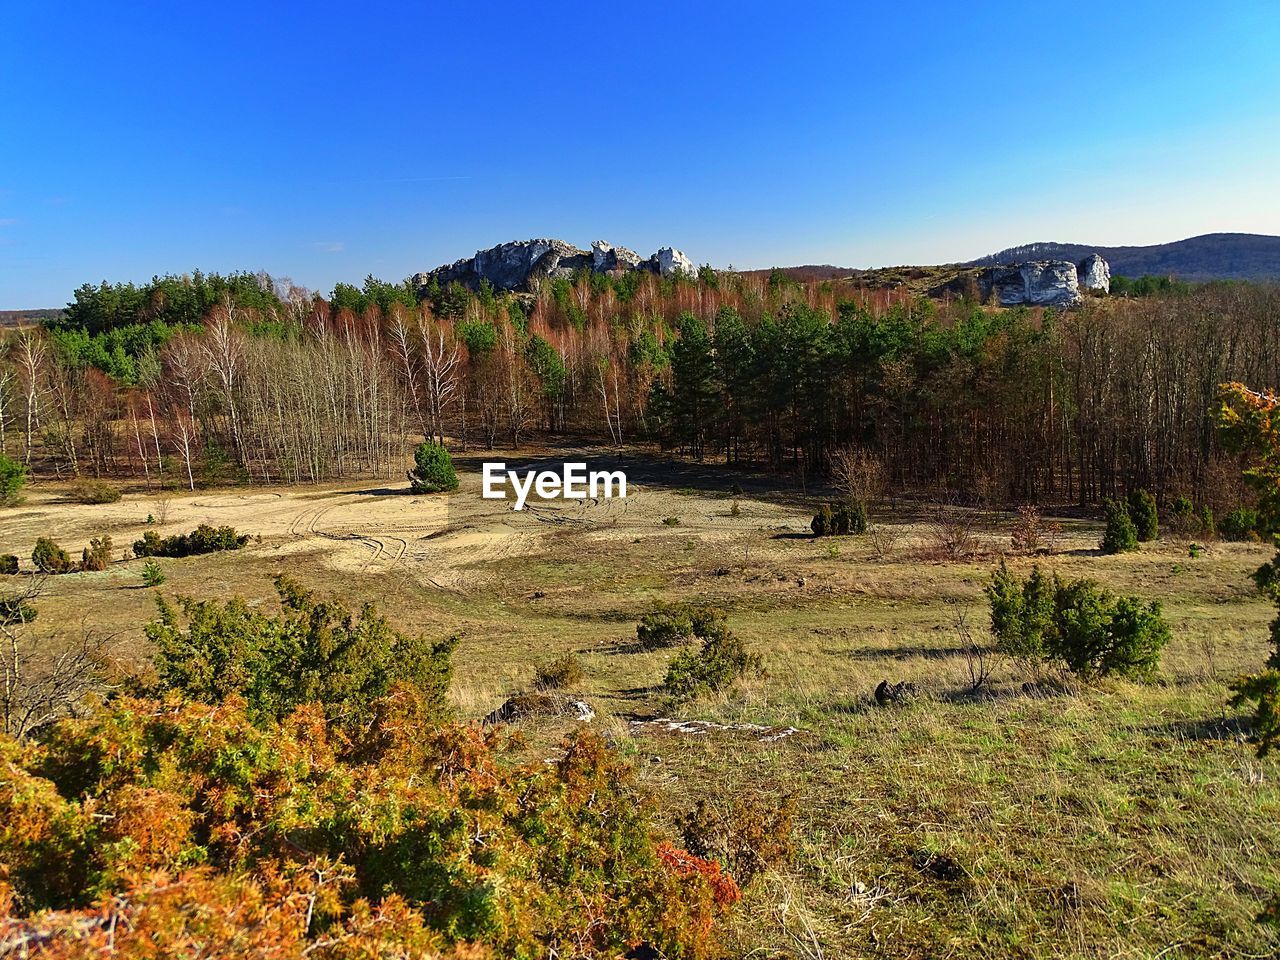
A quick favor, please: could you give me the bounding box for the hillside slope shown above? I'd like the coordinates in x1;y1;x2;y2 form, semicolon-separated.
967;232;1280;281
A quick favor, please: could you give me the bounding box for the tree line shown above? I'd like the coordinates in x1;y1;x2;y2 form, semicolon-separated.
1;267;1277;507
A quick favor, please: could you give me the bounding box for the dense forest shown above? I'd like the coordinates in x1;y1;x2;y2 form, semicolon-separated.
1;267;1278;508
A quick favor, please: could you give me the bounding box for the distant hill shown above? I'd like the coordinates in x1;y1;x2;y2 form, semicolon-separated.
967;233;1280;282
737;265;857;282
0;308;63;328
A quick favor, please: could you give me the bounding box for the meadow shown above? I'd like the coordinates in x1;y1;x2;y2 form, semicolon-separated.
4;448;1278;959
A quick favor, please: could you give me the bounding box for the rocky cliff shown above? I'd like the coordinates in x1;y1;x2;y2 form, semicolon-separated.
977;254;1111;308
412;239;696;293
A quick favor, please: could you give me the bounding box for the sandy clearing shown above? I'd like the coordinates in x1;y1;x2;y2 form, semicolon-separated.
2;456;811;591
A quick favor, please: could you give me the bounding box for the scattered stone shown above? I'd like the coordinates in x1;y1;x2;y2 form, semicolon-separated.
712;566;731;576
483;693;595;726
630;717;803;743
874;679;919;706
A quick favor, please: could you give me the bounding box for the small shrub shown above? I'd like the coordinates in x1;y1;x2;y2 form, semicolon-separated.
664;622;764;700
141;558;165;587
985;561;1054;663
0;451;27;506
32;537;75;574
533;654;585;690
832;501;868;535
636;606;728;651
407;440;458;494
0;594;37;625
1127;489;1159;541
0;701;732;958
1221;507;1260;542
1011;504;1044;554
1169;494;1196;535
1188;542;1205;559
0;554;18;575
1199;504;1216;538
1100;499;1139;553
1231;670;1280;757
927;499;982;560
662;516;681;527
867;521;903;559
67;478;122;504
987;563;1170;682
80;535;113;572
1049;578;1170;681
146;575;457;727
132;523;250;558
679;794;797;889
729;500;741;517
810;503;833;536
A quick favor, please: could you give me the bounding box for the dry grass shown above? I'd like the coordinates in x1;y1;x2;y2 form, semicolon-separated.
3;451;1278;958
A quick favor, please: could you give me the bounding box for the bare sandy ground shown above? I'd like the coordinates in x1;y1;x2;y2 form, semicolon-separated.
0;450;810;591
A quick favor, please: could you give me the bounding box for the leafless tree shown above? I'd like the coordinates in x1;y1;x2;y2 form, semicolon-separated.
416;310;460;445
948;599;992;692
1;577;109;740
15;331;47;466
927;496;981;561
0;367;13;454
829;446;885;508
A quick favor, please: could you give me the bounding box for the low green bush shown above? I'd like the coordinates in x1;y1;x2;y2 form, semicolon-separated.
32;537;75;574
1101;499;1139;553
0;594;37;626
813;501;868;536
0;554;18;575
986;563;1170;682
0;452;26;506
810;503;833;536
1221;507;1260;542
664;618;764;699
1127;489;1159;541
66;478;122;504
133;523;250;558
141;558;165;587
144;575;457;728
407;441;458;494
533;654;585;690
636;606;730;651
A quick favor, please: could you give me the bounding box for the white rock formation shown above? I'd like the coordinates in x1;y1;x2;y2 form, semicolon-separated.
985;260;1082;308
656;246;696;278
1078;253;1111;293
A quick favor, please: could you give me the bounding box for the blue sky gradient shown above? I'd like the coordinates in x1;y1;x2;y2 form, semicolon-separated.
2;1;1278;307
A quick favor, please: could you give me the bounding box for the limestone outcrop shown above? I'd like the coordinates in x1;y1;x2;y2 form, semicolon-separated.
1078;253;1111;293
977;253;1111;308
412;238;696;293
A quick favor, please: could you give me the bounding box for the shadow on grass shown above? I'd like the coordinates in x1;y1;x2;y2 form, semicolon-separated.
1145;713;1253;743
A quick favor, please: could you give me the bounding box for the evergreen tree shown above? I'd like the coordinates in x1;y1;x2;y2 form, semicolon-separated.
408;441;458;494
1101;499;1139;553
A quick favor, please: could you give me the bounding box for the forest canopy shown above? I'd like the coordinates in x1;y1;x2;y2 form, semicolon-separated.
1;266;1276;510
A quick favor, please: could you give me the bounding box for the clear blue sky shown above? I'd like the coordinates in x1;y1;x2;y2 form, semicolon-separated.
2;1;1278;308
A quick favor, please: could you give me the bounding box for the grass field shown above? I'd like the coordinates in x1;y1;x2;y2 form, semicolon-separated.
3;448;1277;958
